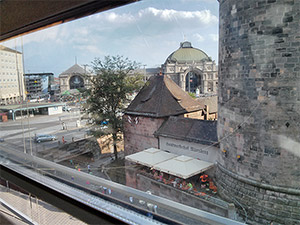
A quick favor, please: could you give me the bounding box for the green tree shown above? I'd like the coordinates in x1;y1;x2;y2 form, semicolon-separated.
87;55;144;159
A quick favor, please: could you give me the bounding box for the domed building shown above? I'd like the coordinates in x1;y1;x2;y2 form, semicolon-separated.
162;41;218;95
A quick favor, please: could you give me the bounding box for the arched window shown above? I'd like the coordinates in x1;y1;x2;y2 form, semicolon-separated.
69;75;84;89
185;71;201;93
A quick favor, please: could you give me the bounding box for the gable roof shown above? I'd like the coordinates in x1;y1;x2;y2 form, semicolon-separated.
59;64;86;76
125;75;203;117
155;116;218;146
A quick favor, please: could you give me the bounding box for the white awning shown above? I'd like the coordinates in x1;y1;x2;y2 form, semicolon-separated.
153;155;214;179
125;148;177;167
125;148;214;179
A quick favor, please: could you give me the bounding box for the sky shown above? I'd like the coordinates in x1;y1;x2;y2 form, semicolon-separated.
3;0;219;77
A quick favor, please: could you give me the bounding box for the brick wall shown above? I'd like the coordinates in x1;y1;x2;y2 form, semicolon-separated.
123;115;165;155
217;0;300;224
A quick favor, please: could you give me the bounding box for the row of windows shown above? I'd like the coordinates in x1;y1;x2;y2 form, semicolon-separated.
0;85;18;88
1;65;17;69
0;79;17;82
0;52;18;57
1;72;17;75
1;58;16;63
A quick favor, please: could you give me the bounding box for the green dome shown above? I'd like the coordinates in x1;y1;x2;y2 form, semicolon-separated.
166;41;210;63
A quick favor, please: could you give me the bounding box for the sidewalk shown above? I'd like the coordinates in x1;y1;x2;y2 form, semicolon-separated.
0;186;86;225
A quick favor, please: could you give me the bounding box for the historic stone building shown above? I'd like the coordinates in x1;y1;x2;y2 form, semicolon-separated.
124;74;204;156
59;64;92;93
162;41;218;96
0;45;25;105
217;0;300;224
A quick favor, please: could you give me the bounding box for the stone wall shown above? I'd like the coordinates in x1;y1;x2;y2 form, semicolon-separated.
217;0;300;224
125;166;234;219
137;173;235;218
123;115;165;155
216;164;300;224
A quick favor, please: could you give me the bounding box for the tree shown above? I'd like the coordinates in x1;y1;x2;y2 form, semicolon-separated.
87;55;144;159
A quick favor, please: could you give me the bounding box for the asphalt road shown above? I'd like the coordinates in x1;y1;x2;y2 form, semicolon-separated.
0;108;90;155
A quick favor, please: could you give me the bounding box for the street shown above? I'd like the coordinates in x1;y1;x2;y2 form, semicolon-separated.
0;108;90;156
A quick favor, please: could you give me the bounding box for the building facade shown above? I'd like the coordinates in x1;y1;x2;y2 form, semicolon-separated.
217;1;300;224
162;41;218;96
59;64;92;94
25;76;42;99
0;45;25;105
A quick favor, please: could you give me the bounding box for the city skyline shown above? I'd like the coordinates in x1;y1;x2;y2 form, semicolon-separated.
2;0;219;77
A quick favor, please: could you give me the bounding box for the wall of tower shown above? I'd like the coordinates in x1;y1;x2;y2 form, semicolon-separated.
217;0;300;224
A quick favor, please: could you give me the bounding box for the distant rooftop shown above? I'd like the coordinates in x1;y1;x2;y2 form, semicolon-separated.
125;75;203;117
165;41;210;64
155;116;218;146
59;64;87;76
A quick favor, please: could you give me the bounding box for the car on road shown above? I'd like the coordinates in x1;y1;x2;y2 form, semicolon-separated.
63;106;71;112
35;134;57;143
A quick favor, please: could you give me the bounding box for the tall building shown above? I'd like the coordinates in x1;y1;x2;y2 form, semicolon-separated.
217;1;300;224
0;45;25;105
25;76;42;99
162;41;218;96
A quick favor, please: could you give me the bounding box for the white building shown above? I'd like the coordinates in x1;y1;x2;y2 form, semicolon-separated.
162;41;218;96
0;45;25;105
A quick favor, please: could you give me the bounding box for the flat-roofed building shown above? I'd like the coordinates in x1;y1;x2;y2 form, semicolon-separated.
0;45;25;105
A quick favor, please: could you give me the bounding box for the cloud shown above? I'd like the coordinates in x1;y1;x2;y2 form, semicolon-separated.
93;7;217;30
75;44;103;55
96;12;135;23
87;7;218;42
138;7;218;24
209;34;218;42
194;33;205;42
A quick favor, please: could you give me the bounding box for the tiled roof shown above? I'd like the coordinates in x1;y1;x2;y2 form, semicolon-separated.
197;95;218;113
125;75;204;117
59;64;86;76
155;116;218;146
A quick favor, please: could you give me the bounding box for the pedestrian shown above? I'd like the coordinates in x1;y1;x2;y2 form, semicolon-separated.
200;174;209;188
187;182;193;191
129;196;133;203
62;136;65;144
62;122;65;130
87;164;91;173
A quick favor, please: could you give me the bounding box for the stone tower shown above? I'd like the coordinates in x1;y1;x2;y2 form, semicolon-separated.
217;0;300;224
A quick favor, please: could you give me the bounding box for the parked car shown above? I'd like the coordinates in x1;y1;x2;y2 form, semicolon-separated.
35;134;57;143
62;106;71;112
